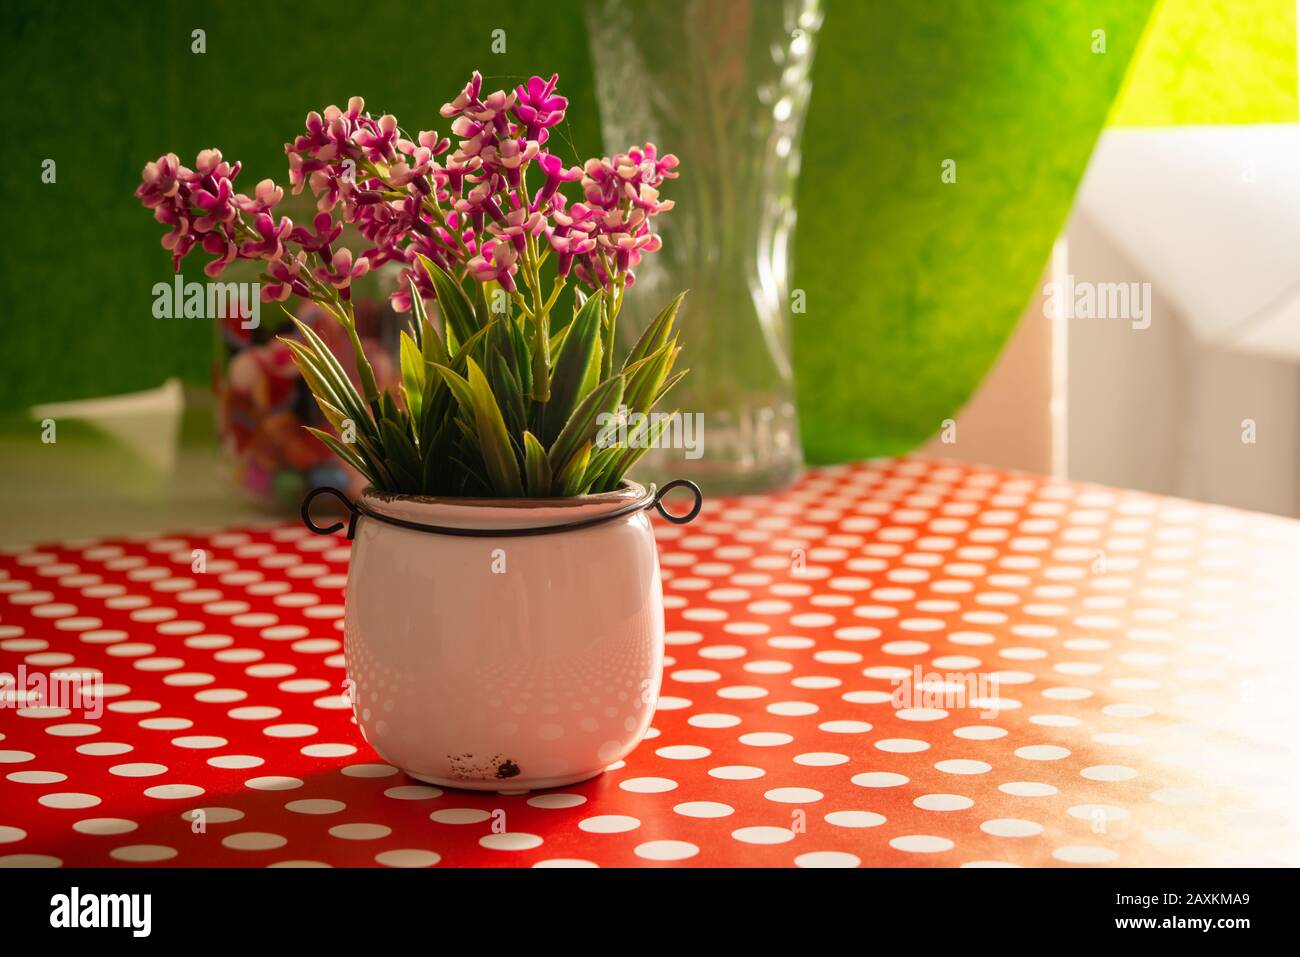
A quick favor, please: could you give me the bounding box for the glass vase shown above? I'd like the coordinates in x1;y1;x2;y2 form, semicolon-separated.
585;0;821;494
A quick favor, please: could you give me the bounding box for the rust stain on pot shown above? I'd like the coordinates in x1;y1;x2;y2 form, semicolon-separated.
446;752;521;782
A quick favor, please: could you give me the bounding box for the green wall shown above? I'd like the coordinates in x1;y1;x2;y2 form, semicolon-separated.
1;0;1154;463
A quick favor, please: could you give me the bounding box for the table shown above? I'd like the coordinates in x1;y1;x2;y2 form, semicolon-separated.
2;458;1298;867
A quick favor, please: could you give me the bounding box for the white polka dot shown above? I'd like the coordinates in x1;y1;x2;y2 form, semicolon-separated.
1015;745;1070;761
39;792;101;809
376;849;441;867
795;850;860;868
738;731;794;748
223;832;288;851
934;759;991;775
110;844;177;862
109;763;168;778
75;742;132;757
890;835;954;853
207;754;264;770
263;723;317;738
532;858;598;868
479;832;542;851
619;776;678;793
708;765;765;780
526;793;586;810
430;808;491;825
0;854;61;867
914;794;973;811
6;771;67;785
655;745;710;760
764;787;823;804
342;763;399;778
384;785;443;801
301;743;357;758
688;713;741;729
673;801;734;819
328;823;392;841
953;725;1007;741
1052;845;1118;864
793;751;849;766
819;720;874;734
144;784;203;800
579;815;641;834
876;738;929;753
731;826;795;845
72;818;138;836
634;840;699;861
981;818;1043;837
825;810;886;828
852;771;909;788
228;706;282;721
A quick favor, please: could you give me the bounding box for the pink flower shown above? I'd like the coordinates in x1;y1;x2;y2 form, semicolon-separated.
240;213;294;261
262;253;310;302
489;202;545;254
314;247;370;295
201;231;239;277
440;71;483;119
135;153;188;208
236;178;285;215
534;151;582;209
465;240;518;293
513;74;568;143
355;114;400;163
192;176;237;232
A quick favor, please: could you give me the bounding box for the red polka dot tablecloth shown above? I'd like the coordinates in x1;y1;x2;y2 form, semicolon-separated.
2;458;1299;868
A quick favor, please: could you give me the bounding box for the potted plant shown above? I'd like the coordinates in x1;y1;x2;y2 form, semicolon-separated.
135;71;699;789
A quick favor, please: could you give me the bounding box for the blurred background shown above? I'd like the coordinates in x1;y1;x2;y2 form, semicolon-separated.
2;0;1297;543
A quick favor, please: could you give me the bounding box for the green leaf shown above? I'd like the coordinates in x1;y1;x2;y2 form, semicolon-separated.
399;331;425;424
623;340;678;414
596;408;678;491
378;416;422;491
493;352;526;439
281;332;390;483
407;282;424;351
522;431;552;497
543;291;603;446
285;315;372;431
432;359;523;497
304;426;369;476
555;443;592;497
624;290;686;369
548;373;624;481
508;312;533;398
410;279;451;368
418;254;479;346
473;280;495;329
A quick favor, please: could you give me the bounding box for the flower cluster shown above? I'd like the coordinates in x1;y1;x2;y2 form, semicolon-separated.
137;72;677;323
136;70;686;500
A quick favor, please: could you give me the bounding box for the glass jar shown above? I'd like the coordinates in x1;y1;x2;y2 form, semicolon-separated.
585;0;822;493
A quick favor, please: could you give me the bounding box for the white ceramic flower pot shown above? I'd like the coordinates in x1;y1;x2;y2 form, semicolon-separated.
341;481;666;790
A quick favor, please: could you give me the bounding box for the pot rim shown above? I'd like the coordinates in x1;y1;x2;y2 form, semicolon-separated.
362;478;647;510
357;479;654;532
